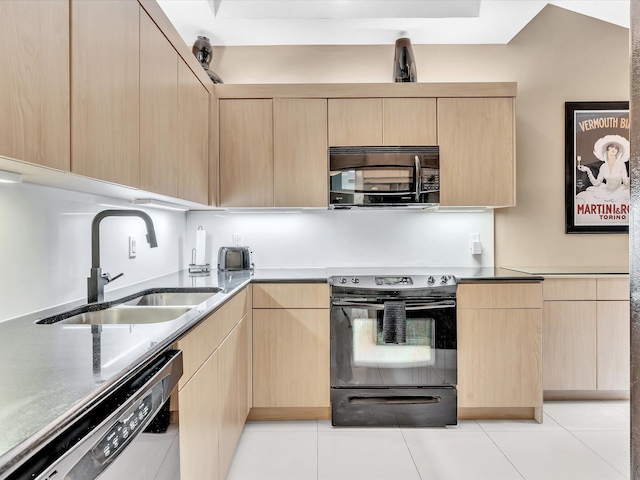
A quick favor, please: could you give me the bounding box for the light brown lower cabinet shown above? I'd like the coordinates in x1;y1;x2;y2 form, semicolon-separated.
251;283;331;420
542;301;596;390
457;282;543;421
177;286;251;480
253;308;330;408
178;348;219;480
542;276;630;396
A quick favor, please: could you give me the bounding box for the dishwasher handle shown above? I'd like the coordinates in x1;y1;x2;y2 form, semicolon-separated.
31;350;183;480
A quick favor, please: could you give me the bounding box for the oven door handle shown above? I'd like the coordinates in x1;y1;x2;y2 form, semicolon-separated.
332;300;456;310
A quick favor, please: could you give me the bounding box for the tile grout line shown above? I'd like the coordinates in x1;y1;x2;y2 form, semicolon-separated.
475;421;527;480
399;427;423;480
545;401;630;477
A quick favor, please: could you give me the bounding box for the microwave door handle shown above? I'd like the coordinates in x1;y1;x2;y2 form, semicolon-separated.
414;155;421;201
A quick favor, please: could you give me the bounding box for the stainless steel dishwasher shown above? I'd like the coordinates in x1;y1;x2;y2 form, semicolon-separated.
3;350;182;480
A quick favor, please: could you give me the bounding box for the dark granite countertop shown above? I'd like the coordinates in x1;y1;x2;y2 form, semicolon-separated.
0;264;542;476
502;266;628;276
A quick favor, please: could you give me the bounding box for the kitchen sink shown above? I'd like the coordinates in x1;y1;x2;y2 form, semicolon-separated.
122;291;219;307
35;287;222;325
44;306;193;325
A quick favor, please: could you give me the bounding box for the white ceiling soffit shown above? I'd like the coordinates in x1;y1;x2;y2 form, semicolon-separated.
157;0;629;47
209;1;481;19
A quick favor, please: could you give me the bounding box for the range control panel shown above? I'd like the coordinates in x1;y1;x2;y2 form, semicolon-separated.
375;276;413;286
92;393;153;465
329;275;456;290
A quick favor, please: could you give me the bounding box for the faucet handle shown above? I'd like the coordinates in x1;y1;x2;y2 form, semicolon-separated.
102;272;124;284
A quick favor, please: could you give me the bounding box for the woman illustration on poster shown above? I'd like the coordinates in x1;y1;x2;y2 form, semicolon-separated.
576;134;630;204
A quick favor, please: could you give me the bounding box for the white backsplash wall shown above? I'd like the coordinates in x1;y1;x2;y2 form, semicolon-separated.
186;209;494;269
0;183;186;322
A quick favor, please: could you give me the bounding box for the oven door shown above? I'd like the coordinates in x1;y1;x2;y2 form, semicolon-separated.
330;299;456;388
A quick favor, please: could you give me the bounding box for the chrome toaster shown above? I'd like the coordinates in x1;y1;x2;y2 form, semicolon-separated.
217;246;252;272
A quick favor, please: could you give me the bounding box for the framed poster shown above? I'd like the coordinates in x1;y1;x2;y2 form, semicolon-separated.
565;101;630;234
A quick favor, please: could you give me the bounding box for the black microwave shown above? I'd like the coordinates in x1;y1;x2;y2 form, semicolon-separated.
329;146;440;208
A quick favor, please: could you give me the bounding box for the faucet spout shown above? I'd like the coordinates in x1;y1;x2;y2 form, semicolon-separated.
88;209;158;303
91;209;158;268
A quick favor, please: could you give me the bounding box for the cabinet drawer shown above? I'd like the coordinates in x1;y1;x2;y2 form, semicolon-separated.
542;278;596;300
253;283;329;309
177;287;248;389
457;283;542;309
596;277;629;300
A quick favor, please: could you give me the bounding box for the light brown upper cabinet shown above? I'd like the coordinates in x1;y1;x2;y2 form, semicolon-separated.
178;59;210;204
216;83;515;208
328;97;437;147
219;98;327;207
72;0;140;187
0;0;70;171
382;98;437;146
139;10;178;197
273;99;328;207
328;99;383;146
219;99;274;207
438;97;515;207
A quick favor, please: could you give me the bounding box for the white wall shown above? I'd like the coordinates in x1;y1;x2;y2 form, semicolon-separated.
186;209;494;269
0;182;186;322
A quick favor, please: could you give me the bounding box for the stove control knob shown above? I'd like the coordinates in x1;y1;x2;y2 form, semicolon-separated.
427;276;435;284
351;277;359;284
339;277;347;284
441;275;449;283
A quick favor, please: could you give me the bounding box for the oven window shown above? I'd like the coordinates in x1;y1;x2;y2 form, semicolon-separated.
352;312;435;368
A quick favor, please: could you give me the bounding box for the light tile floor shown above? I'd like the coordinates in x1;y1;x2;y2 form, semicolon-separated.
226;401;631;480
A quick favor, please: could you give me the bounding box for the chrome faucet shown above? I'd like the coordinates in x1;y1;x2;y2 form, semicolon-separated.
87;209;158;303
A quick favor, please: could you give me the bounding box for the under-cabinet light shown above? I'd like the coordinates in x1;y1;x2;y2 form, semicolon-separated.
132;199;189;212
0;170;22;184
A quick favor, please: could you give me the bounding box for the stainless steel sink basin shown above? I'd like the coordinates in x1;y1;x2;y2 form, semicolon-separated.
123;291;219;306
35;287;222;325
53;306;192;325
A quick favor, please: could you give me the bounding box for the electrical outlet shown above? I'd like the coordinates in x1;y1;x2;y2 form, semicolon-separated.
469;233;482;255
232;233;242;246
129;236;137;258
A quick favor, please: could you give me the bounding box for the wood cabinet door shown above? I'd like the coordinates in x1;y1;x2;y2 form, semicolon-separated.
382;98;437;146
596;277;630;301
139;10;177;197
253;308;330;408
177;59;209;204
71;0;140;187
238;315;252;419
0;0;70;171
179;350;219;480
219;99;274;206
597;301;630;390
542;301;597;390
328;98;383;146
438;97;514;207
253;283;330;309
218;325;240;480
458;283;542;309
274;99;328;207
458;308;542;408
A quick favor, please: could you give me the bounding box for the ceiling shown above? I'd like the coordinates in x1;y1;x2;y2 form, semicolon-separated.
157;0;629;47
